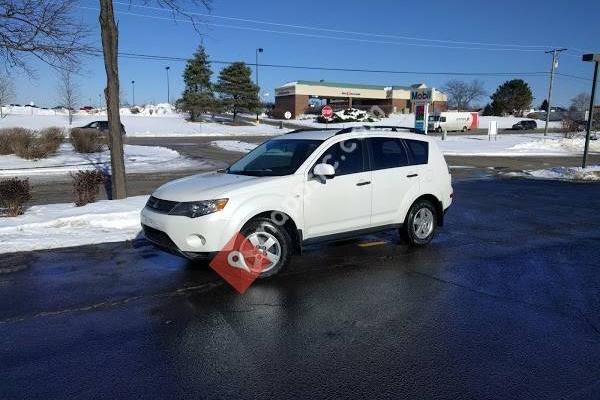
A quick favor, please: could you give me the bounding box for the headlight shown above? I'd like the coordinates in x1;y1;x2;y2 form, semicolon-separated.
169;198;228;218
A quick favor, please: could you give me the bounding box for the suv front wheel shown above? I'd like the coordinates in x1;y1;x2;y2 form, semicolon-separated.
241;217;292;278
401;200;437;246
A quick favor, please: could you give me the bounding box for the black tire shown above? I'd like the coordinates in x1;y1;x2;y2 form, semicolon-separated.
436;127;443;133
400;200;437;246
462;126;468;132
241;217;292;278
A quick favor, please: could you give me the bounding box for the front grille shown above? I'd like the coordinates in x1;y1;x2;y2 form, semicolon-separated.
145;196;178;214
142;224;178;250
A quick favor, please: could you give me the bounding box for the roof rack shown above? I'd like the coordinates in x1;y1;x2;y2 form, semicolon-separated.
335;125;416;135
285;127;339;134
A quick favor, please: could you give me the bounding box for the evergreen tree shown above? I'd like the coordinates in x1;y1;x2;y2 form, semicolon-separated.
215;62;260;121
177;45;216;121
540;99;549;112
489;79;533;116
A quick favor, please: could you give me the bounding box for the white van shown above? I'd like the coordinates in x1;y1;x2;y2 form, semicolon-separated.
428;112;475;132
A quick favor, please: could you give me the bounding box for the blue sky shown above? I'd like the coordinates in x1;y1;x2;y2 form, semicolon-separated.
11;0;600;108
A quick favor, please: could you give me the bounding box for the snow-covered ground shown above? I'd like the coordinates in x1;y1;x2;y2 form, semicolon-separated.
0;113;287;137
0;196;148;254
506;165;600;181
0;143;208;177
211;140;259;153
437;134;600;156
208;134;599;157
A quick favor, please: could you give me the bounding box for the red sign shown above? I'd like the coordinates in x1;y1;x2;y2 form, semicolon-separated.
321;105;333;118
209;232;272;294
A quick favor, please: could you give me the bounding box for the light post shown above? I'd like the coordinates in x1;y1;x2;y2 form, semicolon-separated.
255;48;263;121
165;66;171;105
131;80;135;106
582;53;599;168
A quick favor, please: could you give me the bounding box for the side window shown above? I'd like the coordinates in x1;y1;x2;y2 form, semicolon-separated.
368;137;409;170
316;139;364;176
89;122;97;128
404;139;429;165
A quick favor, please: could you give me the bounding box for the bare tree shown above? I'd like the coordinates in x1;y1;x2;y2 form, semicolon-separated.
0;74;15;118
0;1;89;73
57;69;79;125
98;0;210;199
570;92;591;112
443;80;486;111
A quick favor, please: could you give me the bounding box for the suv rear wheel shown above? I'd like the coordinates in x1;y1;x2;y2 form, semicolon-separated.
241;217;292;278
401;200;437;246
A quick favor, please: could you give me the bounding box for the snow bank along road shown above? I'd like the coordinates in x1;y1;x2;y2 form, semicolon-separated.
0;144;209;177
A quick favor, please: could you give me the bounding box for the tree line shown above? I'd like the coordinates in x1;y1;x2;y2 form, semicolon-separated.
177;45;260;122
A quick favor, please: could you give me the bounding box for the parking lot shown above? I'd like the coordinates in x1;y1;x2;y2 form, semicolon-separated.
2;172;599;399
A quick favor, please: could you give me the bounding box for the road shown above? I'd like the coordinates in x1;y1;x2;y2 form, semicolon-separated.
1;174;599;399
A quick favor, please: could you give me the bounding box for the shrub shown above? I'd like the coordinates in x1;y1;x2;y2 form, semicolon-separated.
70;128;105;153
11;128;62;159
71;170;106;206
40;127;65;143
0;129;16;155
0;178;31;217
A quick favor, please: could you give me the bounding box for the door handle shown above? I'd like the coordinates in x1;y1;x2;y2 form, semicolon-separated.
356;181;371;186
406;174;418;178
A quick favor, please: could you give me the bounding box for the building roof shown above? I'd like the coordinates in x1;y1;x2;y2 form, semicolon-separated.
292;80;388;90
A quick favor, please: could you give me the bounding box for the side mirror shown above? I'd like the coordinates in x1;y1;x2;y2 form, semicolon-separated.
313;163;335;179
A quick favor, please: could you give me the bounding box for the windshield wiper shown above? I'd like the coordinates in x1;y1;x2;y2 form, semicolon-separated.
229;169;274;176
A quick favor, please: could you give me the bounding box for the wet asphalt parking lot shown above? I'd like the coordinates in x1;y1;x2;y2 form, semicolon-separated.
1;172;600;399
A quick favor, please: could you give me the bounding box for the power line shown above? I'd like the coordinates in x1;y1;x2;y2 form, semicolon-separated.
78;6;559;53
107;0;565;51
89;49;556;77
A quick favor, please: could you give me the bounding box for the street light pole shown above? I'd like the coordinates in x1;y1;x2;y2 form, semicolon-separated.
255;48;263;121
582;53;599;169
544;48;567;136
131;80;135;106
165;66;171;105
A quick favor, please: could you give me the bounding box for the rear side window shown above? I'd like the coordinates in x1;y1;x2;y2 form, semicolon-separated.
316;139;365;176
368;137;409;170
404;139;429;165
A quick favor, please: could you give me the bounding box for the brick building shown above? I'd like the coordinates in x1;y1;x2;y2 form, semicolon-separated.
273;81;447;119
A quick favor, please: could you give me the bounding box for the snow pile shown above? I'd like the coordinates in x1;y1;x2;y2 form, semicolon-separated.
436;134;600;156
509;137;600;154
0;196;148;254
507;165;600;181
211;140;258;153
121;103;176;116
0;143;207;177
319;108;378;123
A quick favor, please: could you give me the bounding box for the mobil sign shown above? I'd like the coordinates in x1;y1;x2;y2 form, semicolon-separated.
410;88;433;103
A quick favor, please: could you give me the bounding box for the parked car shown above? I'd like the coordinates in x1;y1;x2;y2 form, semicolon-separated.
141;126;453;278
511;120;537;130
78;121;126;135
428;112;477;132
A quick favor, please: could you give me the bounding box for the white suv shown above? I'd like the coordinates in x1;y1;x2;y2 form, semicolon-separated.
141;126;453;277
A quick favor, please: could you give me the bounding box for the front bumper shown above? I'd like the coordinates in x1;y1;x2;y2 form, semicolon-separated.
140;206;231;255
141;224;215;260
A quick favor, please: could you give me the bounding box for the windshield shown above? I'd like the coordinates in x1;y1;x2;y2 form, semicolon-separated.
227;139;323;176
428;115;440;122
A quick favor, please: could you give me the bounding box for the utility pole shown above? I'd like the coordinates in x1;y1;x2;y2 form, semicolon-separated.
165;66;170;104
544;48;567;136
131;80;135;106
99;0;127;199
582;53;599;168
255;48;263;122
